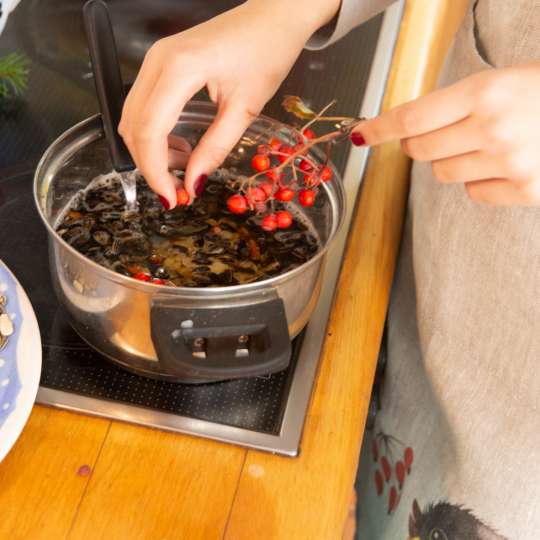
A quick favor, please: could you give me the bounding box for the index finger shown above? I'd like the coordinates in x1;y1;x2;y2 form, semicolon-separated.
131;71;203;207
352;76;474;146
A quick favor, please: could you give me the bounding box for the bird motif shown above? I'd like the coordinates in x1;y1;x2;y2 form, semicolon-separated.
408;498;508;540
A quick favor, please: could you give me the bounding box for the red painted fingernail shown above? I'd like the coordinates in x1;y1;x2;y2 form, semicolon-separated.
195;174;208;197
158;195;170;210
350;132;366;146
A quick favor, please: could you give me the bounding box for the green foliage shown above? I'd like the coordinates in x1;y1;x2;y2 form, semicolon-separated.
0;53;30;98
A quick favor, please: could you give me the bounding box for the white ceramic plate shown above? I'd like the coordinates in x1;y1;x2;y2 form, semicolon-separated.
0;260;41;463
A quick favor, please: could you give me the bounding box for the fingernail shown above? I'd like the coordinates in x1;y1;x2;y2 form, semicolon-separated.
158;195;170;210
350;132;366;146
195;174;208;197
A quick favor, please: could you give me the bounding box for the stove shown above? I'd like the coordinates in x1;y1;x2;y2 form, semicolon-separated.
0;1;402;455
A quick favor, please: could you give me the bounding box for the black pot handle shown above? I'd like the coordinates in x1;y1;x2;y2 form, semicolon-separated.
150;296;292;382
83;0;135;172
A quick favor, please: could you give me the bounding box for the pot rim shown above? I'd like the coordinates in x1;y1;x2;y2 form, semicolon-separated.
33;102;346;296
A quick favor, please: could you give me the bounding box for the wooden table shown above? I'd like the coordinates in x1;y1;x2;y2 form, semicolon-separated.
0;1;468;538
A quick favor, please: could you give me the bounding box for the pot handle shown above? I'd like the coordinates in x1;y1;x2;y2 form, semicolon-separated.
150;297;291;382
83;0;135;172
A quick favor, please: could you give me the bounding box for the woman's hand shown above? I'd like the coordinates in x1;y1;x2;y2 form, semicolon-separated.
351;64;540;206
119;0;340;208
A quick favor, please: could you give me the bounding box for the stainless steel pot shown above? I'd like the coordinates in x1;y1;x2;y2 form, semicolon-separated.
34;101;345;382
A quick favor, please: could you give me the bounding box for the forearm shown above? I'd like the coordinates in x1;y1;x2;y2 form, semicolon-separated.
243;0;342;41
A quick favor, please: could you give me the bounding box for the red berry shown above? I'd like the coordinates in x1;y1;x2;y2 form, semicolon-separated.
298;189;316;207
133;272;151;282
251;154;270;172
275;187;295;202
404;447;414;472
152;278;166;285
372;439;379;462
303;128;316;140
261;214;278;232
227;194;248;214
374;470;384;496
276;210;293;229
277;146;294;163
320;166;333;181
395;461;405;487
381;456;391;482
388;486;399;514
299;159;312;172
247;187;267;204
176;188;190;206
265;168;282;182
303;173;318;187
269;137;282;151
259;182;274;198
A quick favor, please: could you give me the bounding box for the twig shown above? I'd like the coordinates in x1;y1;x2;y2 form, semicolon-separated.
301;100;337;134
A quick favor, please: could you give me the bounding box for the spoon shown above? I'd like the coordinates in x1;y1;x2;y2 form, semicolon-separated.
82;0;137;211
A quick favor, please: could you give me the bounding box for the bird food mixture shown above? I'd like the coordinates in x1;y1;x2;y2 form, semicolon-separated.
55;172;320;287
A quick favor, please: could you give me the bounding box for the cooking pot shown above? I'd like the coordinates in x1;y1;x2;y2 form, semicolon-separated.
34;101;345;382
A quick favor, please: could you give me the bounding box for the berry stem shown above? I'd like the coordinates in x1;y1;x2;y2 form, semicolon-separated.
301;99;337;133
291;160;299;185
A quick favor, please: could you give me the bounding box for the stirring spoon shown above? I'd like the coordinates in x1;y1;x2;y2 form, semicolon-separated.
82;0;137;211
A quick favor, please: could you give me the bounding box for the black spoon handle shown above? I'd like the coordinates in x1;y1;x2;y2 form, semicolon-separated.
83;0;135;172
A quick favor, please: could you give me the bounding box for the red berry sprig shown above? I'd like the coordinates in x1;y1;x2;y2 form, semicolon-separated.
221;96;362;232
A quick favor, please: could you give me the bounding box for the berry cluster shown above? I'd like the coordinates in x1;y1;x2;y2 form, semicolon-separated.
371;432;414;515
166;96;362;232
225;129;334;231
219;96;362;231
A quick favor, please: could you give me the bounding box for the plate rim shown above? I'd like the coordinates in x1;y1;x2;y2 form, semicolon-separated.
0;259;42;463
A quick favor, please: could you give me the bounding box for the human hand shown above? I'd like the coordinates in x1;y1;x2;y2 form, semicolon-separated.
119;0;340;208
350;64;540;206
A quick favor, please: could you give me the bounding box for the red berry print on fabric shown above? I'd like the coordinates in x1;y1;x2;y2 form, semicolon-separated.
388;486;399;515
404;447;414;473
374;470;384;496
370;429;415;515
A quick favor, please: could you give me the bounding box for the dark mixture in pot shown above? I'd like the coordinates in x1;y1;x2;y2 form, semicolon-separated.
56;173;320;287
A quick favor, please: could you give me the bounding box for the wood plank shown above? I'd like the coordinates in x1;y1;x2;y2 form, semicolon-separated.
0;407;110;540
69;423;245;540
224;1;469;539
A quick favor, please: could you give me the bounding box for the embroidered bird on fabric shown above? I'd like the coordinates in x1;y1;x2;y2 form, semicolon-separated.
408;499;508;540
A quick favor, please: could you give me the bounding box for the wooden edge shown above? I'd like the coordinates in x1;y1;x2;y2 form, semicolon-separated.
224;1;468;538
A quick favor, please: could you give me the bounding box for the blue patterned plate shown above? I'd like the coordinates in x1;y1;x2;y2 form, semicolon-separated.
0;260;41;463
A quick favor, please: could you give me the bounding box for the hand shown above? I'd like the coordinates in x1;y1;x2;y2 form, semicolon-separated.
119;0;340;208
351;64;540;206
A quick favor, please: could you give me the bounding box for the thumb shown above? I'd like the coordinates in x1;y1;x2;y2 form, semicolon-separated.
185;102;259;198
